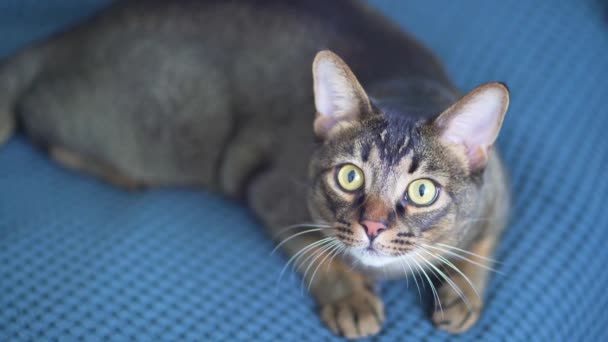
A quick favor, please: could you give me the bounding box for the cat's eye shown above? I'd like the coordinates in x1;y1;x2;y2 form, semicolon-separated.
336;164;364;191
406;179;439;206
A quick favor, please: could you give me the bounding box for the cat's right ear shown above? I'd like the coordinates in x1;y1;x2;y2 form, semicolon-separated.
312;50;372;140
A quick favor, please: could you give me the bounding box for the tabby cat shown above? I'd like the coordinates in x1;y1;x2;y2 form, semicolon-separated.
0;0;510;338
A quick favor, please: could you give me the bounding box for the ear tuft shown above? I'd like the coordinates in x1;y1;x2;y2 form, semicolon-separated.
312;50;371;139
434;82;510;171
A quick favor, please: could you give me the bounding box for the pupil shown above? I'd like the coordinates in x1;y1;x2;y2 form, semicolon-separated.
348;170;356;183
418;184;426;197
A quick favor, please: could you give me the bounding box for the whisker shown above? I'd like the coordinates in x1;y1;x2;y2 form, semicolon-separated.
347;252;362;272
417;248;472;311
411;252;442;316
291;238;334;274
402;256;423;304
325;243;345;271
277;237;334;283
413;253;445;318
307;242;343;291
397;256;410;289
273;223;331;237
418;245;481;300
411;258;426;291
457;217;500;225
435;242;500;264
297;245;327;279
391;205;416;297
422;243;503;274
397;255;414;295
301;241;339;293
416;253;443;306
271;228;335;254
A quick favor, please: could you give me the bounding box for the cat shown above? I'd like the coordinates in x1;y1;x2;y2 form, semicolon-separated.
0;0;510;338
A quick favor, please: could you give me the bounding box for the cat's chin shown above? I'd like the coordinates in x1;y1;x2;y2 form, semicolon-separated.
348;249;399;268
344;250;414;279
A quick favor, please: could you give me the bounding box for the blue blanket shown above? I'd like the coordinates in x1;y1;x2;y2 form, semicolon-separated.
1;0;607;340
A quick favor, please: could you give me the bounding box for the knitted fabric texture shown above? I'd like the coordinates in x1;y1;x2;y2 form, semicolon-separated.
1;0;607;340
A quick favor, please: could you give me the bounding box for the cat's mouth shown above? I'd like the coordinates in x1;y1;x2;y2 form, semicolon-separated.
341;236;415;268
326;221;415;266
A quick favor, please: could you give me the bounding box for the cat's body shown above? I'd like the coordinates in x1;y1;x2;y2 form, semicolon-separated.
1;0;448;191
0;0;510;338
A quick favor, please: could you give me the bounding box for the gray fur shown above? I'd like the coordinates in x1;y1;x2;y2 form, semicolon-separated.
0;0;510;337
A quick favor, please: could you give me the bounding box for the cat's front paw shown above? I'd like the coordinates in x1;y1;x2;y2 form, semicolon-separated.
320;288;385;339
432;283;482;334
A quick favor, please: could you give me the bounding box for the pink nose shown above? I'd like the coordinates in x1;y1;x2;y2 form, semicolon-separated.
361;220;387;239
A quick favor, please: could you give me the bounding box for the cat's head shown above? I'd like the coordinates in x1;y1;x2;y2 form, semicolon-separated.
307;50;509;268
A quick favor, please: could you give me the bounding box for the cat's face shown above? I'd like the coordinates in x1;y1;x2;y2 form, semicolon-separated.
308;51;509;267
309;116;474;267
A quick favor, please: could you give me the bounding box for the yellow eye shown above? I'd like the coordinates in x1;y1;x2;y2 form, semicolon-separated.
406;179;439;206
336;164;365;191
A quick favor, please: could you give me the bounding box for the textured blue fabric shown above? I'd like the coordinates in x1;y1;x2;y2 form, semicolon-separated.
1;0;607;340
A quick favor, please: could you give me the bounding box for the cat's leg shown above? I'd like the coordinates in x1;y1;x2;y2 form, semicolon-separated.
312;253;385;338
278;230;385;339
431;234;498;333
248;169;384;339
49;145;144;190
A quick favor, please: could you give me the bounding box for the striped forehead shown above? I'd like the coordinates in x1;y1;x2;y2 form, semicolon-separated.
355;143;420;199
359;118;422;169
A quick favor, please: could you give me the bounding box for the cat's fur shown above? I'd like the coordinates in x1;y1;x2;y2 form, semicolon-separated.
0;0;510;338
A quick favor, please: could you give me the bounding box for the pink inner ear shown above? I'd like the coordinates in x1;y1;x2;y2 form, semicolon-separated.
312;54;366;138
466;145;489;171
314;60;337;117
313;115;338;138
440;85;507;170
314;58;357;120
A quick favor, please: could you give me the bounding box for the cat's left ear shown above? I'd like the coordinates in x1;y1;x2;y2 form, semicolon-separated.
312;50;372;139
433;82;510;171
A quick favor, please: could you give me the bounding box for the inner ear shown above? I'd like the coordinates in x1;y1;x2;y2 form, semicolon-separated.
312;50;372;139
433;82;510;171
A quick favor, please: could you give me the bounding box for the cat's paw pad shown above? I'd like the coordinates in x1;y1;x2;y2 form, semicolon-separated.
432;294;481;334
320;289;385;339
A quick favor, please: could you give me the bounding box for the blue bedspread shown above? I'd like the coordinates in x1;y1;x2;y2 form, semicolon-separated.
1;0;607;340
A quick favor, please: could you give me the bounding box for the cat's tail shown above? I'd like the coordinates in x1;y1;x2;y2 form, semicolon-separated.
0;43;47;148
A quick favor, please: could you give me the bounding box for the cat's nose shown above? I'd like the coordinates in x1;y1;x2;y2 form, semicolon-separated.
360;220;387;240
